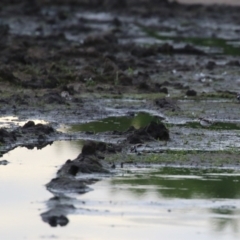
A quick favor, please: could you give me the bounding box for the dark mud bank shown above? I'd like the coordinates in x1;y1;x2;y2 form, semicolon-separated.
42;120;170;226
42;140;120;226
0;120;57;154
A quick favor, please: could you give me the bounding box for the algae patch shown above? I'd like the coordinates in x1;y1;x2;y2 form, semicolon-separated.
68;112;159;133
139;25;240;56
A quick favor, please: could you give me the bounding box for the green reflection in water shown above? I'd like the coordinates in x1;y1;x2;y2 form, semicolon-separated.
110;167;240;233
69;112;158;133
111;167;240;199
139;25;240;56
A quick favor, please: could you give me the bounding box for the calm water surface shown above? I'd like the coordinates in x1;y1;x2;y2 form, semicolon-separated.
0;141;240;240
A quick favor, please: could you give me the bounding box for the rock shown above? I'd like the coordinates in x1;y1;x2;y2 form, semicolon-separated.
0;160;9;165
138;82;150;90
59;154;108;175
46;177;92;194
0;128;17;143
53;141;121;178
41;92;66;104
21;121;55;134
159;87;168;94
186;89;197;96
155;98;179;111
206;61;216;70
23;121;35;128
81;141;98;155
127;121;169;143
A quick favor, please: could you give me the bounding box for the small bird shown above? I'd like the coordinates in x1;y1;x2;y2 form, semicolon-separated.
198;117;213;127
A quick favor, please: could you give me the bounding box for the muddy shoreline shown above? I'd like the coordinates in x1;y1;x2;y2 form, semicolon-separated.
1;0;240;228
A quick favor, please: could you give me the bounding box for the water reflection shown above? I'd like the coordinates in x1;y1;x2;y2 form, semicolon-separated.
109;167;240;235
0;140;84;235
111;168;240;199
2;141;240;239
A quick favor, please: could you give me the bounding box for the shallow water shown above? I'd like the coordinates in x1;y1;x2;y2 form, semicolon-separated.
1;141;240;239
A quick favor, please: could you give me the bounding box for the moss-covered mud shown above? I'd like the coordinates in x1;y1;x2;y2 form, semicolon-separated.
106;150;240;169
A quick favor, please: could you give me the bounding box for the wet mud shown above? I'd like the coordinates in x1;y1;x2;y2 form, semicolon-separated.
1;0;240;230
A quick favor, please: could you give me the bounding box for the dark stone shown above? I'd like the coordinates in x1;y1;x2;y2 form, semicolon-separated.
138;82;150;90
159;87;168;94
81;141;109;155
34;124;55;134
81;141;97;155
186;89;197;96
206;61;216;70
23;121;35;128
42;92;66;104
68;165;79;176
155;98;179;111
0;128;11;138
0;128;17;143
127;134;143;144
141;121;169;140
96;142;107;152
127;121;169;143
21;123;54;135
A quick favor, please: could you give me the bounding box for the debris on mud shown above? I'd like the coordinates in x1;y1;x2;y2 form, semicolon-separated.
0;128;17;144
44;140;121;226
186;89;197;97
126;121;169;144
154;98;179;111
0;121;56;150
46;141;120;194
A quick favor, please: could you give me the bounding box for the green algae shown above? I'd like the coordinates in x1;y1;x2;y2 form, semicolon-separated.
106;149;240;167
110;167;240;199
139;25;240;56
69;112;158;133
